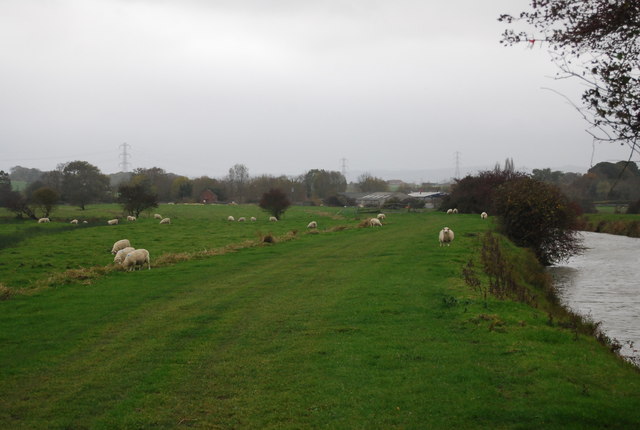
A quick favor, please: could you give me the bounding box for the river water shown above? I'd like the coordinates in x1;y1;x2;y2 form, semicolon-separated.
548;231;640;364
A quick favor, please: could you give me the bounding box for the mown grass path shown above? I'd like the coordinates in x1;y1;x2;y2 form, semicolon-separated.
1;208;639;429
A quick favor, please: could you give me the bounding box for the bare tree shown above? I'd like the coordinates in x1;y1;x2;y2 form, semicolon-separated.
500;1;640;158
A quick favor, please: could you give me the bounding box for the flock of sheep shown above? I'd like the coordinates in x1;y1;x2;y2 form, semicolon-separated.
38;208;491;274
111;239;150;272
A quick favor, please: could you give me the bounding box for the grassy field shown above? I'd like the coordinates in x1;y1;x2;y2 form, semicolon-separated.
1;205;639;429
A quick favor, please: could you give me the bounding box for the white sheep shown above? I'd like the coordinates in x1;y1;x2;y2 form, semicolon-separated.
238;217;246;222
269;216;278;222
307;221;318;229
159;217;171;224
111;239;131;254
377;213;386;220
154;214;163;219
38;218;50;223
481;212;488;219
122;249;150;271
250;217;257;222
127;215;137;221
446;209;453;214
107;219;119;225
227;216;235;222
70;219;79;224
452;208;458;214
113;246;135;264
439;227;454;246
369;218;383;227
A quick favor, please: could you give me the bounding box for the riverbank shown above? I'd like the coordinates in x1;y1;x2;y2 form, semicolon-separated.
579;213;640;238
1;206;639;428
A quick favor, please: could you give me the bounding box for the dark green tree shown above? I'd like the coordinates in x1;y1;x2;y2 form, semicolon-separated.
259;188;291;220
494;177;583;266
31;187;60;218
62;161;110;209
0;171;11;207
117;182;159;218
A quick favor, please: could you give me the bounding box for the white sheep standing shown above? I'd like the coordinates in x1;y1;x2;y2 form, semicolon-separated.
122;249;151;271
250;217;257;222
481;212;488;219
154;214;163;220
111;239;131;255
369;218;383;227
70;219;79;224
38;218;50;223
127;215;137;221
159;217;171;224
227;216;235;222
238;217;246;222
452;208;458;214
446;209;453;214
107;219;119;225
439;227;455;247
269;216;278;222
113;247;135;264
307;221;318;229
377;213;386;220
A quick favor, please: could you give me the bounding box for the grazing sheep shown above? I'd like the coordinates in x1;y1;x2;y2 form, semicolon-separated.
439;227;454;247
238;217;246;222
307;221;318;229
227;216;235;222
446;209;453;214
82;220;88;224
452;208;458;214
70;219;79;224
250;217;257;222
122;249;150;271
269;216;278;222
107;219;119;225
154;213;163;219
481;212;488;219
369;218;383;227
111;239;131;254
113;247;135;264
159;217;171;224
127;215;136;221
38;218;50;223
377;213;386;220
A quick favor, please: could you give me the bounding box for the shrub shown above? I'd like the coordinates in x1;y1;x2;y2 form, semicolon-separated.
258;188;291;220
494;177;583;266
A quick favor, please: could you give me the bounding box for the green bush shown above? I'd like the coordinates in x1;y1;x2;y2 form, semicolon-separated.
494;177;583;265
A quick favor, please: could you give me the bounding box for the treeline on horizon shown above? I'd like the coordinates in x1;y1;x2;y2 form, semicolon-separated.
2;159;640;213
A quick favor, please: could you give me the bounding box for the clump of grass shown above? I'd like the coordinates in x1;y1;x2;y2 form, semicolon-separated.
0;283;13;301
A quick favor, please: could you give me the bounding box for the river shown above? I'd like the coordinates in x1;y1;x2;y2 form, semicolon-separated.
549;231;640;364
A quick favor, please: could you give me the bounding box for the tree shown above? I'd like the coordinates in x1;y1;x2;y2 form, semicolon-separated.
62;161;110;209
131;167;174;202
494;177;583;266
117;182;159;218
303;169;347;199
31;187;60;218
0;171;11;207
171;176;193;202
356;173;388;193
259;188;291;220
441;169;527;214
226;164;250;203
500;1;640;152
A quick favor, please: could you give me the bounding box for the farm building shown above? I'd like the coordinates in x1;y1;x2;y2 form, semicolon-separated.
199;189;218;204
356;192;411;208
408;191;448;209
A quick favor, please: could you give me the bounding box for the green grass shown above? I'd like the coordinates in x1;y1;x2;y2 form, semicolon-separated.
1;205;639;429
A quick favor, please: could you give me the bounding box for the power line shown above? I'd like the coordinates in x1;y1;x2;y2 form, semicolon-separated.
340;158;348;178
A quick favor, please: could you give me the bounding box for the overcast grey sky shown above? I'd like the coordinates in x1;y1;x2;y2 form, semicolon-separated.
0;0;634;182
